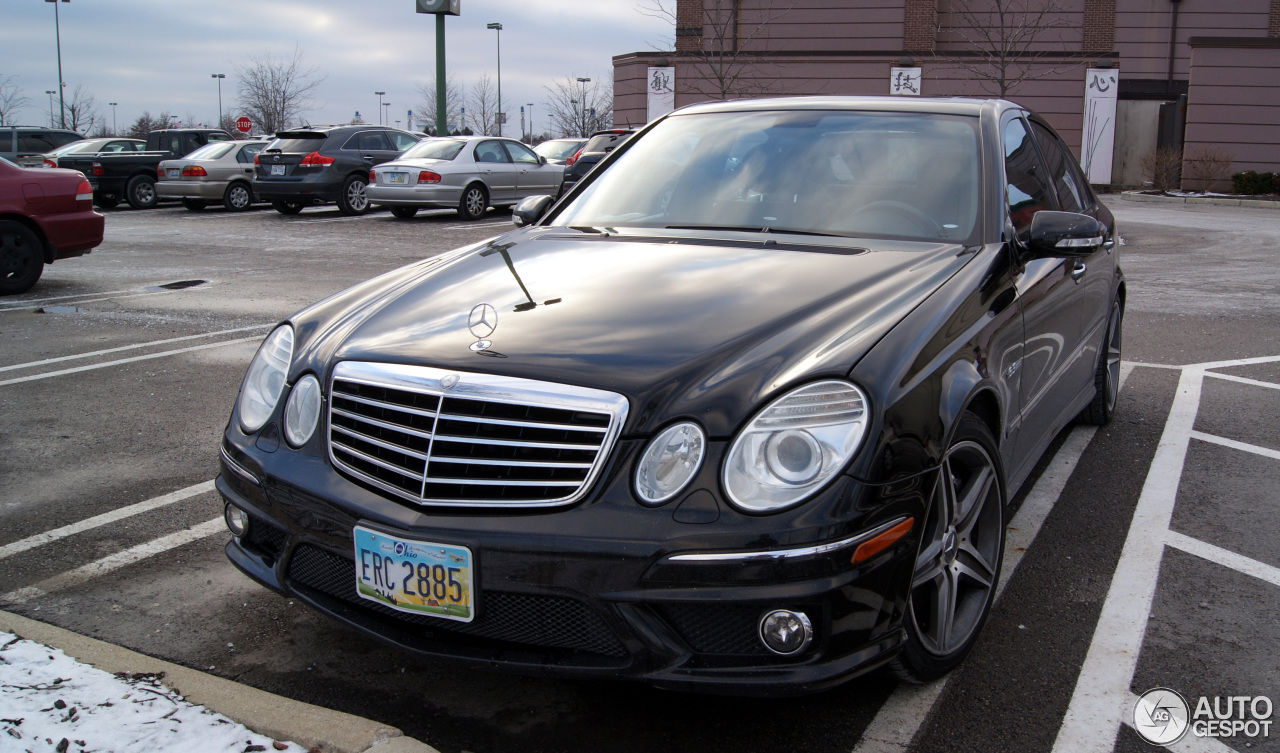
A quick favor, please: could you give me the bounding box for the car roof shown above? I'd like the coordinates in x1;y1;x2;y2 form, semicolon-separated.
673;95;1014;118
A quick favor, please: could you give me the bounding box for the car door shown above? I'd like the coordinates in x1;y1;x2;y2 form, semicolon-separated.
473;140;517;202
503;140;561;198
1002;113;1095;477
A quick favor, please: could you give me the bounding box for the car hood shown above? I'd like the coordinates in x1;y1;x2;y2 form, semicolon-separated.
291;227;974;436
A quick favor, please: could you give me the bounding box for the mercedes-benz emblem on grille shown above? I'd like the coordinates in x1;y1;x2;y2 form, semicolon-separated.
440;373;460;390
468;303;497;352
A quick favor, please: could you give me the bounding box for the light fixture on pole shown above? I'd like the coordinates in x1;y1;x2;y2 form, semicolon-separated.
211;74;225;128
486;22;502;136
45;90;56;128
108;101;117;135
375;91;386;124
45;0;69;129
576;77;591;137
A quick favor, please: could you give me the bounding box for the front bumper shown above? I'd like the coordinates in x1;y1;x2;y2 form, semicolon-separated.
367;183;463;209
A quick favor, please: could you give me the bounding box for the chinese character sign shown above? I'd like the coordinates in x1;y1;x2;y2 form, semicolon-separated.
1082;68;1119;185
890;67;922;96
647;67;675;122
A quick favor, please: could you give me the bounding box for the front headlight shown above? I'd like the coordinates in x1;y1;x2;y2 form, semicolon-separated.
283;374;322;447
722;381;869;513
238;325;294;434
635;422;705;505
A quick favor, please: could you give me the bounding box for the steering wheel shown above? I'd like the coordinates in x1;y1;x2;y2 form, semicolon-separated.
843;200;943;237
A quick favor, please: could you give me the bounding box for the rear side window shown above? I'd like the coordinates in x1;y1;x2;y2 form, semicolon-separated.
342;131;393;151
388;131;420;151
474;141;509;163
17;133;58;152
1029;121;1091;214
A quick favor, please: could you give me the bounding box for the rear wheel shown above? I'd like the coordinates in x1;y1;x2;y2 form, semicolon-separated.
890;412;1005;683
1079;300;1123;425
93;194;119;209
457;184;488;220
125;176;158;210
390;206;418;219
223;182;253;212
337;175;370;216
271;199;305;215
180;198;207;211
0;221;45;295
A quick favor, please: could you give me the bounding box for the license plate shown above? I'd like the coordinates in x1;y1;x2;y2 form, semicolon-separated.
270;164;285;176
353;526;474;622
387;172;408;185
167;168;180;178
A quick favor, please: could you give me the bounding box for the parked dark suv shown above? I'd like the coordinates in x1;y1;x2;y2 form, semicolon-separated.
557;128;634;197
254;126;423;215
1;127;85;167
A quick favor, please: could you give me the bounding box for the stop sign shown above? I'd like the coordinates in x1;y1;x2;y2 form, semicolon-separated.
235;116;252;133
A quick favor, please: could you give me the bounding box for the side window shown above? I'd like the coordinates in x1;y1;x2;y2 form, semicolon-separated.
17;133;57;152
207;132;231;142
237;143;264;163
389;131;419;151
357;132;393;151
1002;117;1056;240
503;141;540;165
474;141;510;163
50;133;82;148
1029;122;1088;214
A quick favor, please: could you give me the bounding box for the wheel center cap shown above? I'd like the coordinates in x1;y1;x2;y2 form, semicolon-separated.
942;529;958;565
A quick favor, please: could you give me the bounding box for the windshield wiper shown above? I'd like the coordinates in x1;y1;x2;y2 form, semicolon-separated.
664;224;853;239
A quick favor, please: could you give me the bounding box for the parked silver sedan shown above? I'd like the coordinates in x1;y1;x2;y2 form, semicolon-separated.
38;137;145;168
367;136;564;220
157;140;269;211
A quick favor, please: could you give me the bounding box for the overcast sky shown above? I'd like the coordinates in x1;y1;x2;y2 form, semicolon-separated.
2;0;668;136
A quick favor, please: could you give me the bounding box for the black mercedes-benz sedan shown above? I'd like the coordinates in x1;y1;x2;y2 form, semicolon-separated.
218;97;1124;693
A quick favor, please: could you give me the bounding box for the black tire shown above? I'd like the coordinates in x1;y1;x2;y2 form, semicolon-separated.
337;175;370;216
223;182;253;212
93;194;119;209
0;220;45;295
125;175;158;210
271;199;305;215
1079;300;1123;425
890;412;1006;683
457;183;488;220
180;198;207;211
390;206;418;219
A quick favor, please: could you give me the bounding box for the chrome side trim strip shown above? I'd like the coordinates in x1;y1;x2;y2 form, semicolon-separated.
666;516;911;563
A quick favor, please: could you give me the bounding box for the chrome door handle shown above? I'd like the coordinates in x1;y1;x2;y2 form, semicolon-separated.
1071;260;1087;282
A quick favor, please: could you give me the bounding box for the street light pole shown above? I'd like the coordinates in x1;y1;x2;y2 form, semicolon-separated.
526;103;534;142
576;77;591;137
46;0;69;128
211;74;225;128
45;90;56;127
486;22;502;136
108;102;117;135
383;102;391;126
375;91;386;124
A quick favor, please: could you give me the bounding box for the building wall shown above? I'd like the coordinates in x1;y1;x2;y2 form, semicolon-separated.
1183;38;1280;186
614;56;652;129
1115;0;1269;79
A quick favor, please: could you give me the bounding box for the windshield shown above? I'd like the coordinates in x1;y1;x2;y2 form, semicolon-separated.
553;110;982;243
401;139;465;160
185;142;236;160
534;140;582;160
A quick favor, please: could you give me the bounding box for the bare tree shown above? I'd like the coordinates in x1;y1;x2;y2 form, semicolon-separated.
1182;145;1233;193
466;74;498;136
60;84;100;134
543;75;614;137
415;74;465;135
937;0;1075;97
127;111;174;139
0;75;30;127
640;0;792;100
234;46;325;134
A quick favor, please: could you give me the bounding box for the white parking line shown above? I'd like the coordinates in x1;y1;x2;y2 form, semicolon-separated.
1165;531;1280;589
0;289;172;313
851;365;1134;753
1189;430;1280;461
1203;371;1280;391
0;335;263;388
0;287;141;306
442;220;512;230
0;518;225;606
0;481;215;562
0;325;273;373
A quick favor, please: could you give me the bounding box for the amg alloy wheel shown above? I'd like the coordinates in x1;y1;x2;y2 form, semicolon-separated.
891;413;1005;682
1079;300;1123;425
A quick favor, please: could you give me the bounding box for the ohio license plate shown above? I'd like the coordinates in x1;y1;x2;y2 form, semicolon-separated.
353;526;474;622
167;168;180;178
386;172;408;185
270;164;285;176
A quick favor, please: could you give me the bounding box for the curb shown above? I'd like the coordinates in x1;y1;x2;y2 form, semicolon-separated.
1117;191;1280;210
0;610;439;753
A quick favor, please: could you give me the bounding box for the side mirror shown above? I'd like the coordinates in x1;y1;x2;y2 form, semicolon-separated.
513;194;554;227
538;155;547;166
1027;211;1104;256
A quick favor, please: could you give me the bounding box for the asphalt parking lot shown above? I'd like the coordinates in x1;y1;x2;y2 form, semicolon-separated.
1;198;1277;753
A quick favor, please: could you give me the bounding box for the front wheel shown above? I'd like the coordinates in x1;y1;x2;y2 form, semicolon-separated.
125;176;158;210
1078;300;1123;425
457;184;488;221
0;220;45;295
180;198;207;211
271;199;305;215
337;175;370;216
390;206;418;219
890;412;1006;683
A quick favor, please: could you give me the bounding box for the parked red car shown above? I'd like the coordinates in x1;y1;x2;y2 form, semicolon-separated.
0;156;104;294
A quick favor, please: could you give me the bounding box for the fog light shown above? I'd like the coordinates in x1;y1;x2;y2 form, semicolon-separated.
224;504;250;538
759;609;813;655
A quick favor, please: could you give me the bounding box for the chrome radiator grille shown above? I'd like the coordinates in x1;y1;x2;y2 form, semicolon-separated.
327;362;629;508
